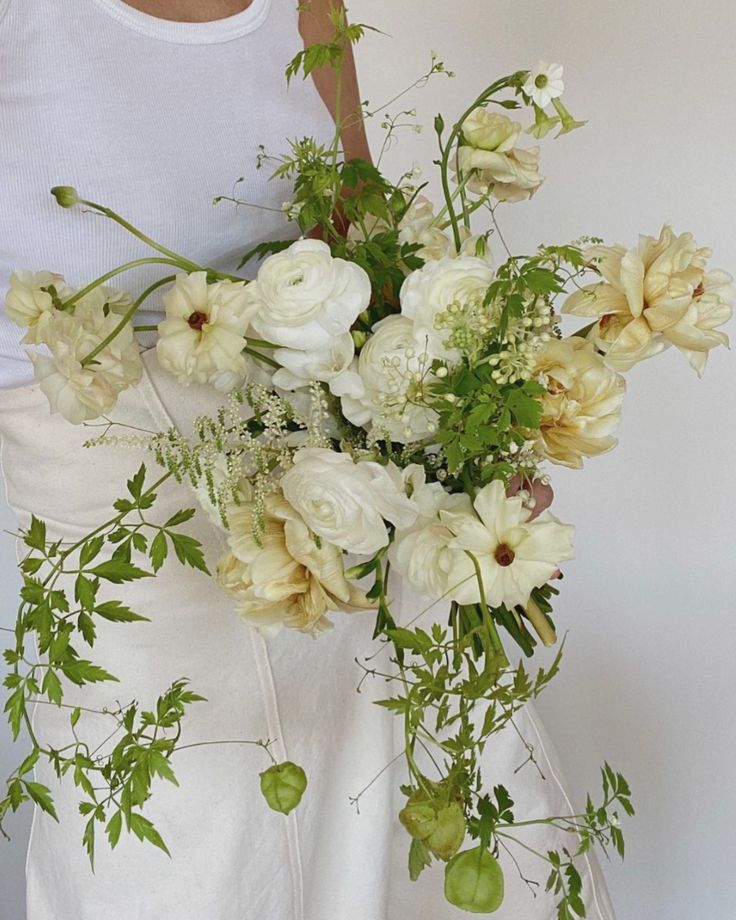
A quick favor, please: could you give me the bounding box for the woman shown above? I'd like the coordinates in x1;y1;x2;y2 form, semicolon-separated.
0;1;616;917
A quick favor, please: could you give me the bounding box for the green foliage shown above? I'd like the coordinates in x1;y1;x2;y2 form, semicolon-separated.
0;465;212;855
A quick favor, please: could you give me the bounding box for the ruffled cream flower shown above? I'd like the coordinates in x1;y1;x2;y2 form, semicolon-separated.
4;270;72;344
156;271;258;391
217;490;372;638
563;226;733;372
399;255;496;361
534;337;626;468
29;300;142;424
280;448;418;556
249;238;370;352
456;144;544;202
455;109;543;202
523;62;565;109
442;480;575;609
341;315;439;443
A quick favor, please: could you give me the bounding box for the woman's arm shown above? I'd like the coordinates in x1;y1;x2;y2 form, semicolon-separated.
298;0;372;164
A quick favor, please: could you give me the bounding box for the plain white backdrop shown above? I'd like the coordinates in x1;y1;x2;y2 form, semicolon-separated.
2;1;735;918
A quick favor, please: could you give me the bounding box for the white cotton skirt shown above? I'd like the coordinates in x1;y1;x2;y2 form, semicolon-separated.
0;350;616;920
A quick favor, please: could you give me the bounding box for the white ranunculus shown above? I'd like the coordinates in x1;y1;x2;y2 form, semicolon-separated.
399;256;496;361
271;333;364;398
523;62;565;109
534;337;626;469
29;301;142;424
217;489;373;638
156;271;258;391
280;447;418;555
563;226;733;372
249;239;371;352
390;466;476;600
341;315;439;443
4;270;72;344
442;480;575;609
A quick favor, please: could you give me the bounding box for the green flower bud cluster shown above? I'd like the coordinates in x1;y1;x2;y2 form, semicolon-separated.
399;785;466;861
259;761;308;815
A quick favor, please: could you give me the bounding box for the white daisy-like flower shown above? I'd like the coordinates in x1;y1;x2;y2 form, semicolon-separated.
523;62;565;109
442;479;574;609
156;271;259;391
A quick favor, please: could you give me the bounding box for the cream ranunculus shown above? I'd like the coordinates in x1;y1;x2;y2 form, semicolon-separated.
456;144;544;201
156;271;258;391
460;109;520;154
4;270;73;344
563;226;733;372
341;315;439;443
217;490;372;638
534;337;626;469
249;238;371;351
389;466;476;601
28;299;142;424
455;108;543;201
399;256;496;361
280;447;418;556
442;480;575;609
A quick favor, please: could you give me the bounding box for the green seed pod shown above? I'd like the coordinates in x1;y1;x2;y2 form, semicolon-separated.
399;801;438;841
425;802;466;861
444;846;505;914
259;762;307;816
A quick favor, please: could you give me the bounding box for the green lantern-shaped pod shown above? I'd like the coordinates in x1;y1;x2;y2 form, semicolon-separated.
259;762;308;815
399;788;466;861
444;845;505;914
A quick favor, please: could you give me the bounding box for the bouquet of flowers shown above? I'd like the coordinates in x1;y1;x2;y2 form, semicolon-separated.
2;12;731;916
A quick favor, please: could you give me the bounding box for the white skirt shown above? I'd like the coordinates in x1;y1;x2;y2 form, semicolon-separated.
0;350;616;920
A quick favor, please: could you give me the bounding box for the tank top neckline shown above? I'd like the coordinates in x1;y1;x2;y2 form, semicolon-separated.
89;0;272;44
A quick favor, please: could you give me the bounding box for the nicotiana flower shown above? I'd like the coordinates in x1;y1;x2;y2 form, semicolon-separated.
563;226;734;373
156;271;258;391
4;270;72;344
248;238;370;352
280;447;418;556
341;315;440;443
400;255;496;361
29;299;142;425
455;108;544;201
523;62;565;109
534;337;626;469
442;479;575;609
217;490;373;638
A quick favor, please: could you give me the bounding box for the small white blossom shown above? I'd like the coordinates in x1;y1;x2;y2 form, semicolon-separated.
523;62;565;109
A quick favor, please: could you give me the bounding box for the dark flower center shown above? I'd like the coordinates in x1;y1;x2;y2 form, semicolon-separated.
494;543;515;567
693;281;705;298
187;311;208;331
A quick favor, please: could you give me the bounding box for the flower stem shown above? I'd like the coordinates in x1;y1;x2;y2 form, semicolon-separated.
80;275;176;367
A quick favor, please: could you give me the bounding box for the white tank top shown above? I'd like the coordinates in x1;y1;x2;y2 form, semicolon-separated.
0;0;336;386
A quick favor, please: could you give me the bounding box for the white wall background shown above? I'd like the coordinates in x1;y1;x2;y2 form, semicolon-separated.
2;1;735;918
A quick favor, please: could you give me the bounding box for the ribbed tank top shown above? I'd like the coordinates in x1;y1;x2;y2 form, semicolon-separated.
0;0;336;386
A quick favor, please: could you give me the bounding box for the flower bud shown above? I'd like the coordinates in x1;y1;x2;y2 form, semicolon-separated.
444;846;505;913
50;186;80;208
259;761;307;815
